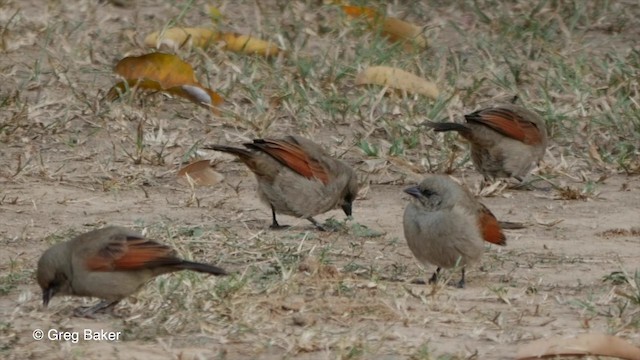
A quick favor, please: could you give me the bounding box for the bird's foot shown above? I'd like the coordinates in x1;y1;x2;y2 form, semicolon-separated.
269;223;291;230
307;218;327;232
454;268;466;288
73;300;118;318
509;175;555;191
509;181;536;191
428;270;439;284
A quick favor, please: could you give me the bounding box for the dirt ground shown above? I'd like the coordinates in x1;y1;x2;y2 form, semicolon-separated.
1;1;640;359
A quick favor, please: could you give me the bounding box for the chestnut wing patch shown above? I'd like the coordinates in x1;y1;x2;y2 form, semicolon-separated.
86;235;180;271
477;204;507;246
248;138;330;184
466;108;543;145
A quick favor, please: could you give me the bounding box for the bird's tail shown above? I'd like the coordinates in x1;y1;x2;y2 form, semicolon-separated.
204;145;253;161
178;261;228;276
423;122;470;133
498;221;526;230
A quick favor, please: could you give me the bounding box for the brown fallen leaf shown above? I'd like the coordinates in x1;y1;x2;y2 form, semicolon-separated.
588;142;605;165
177;159;224;186
516;333;640;360
342;5;427;50
355;66;439;99
219;32;282;57
107;53;223;111
144;27;218;50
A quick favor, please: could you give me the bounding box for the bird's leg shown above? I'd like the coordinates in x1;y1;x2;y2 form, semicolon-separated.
479;176;492;190
428;267;441;284
510;176;538;191
73;300;119;318
456;268;466;288
269;206;289;229
307;217;326;232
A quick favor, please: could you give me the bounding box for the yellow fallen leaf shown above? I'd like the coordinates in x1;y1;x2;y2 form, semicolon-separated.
178;159;224;186
516;333;640;360
144;27;218;50
220;32;282;57
107;53;223;111
342;5;427;50
208;5;223;22
355;66;439;99
143;26;282;57
381;17;427;49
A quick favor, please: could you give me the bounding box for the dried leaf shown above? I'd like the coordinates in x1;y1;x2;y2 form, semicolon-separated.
342;5;427;50
477;179;508;197
342;5;377;18
144;27;218;50
516;333;640;360
555;185;588;200
220;32;282;57
355;66;439;99
177;160;224;186
143;26;281;57
107;53;223;111
588;143;604;165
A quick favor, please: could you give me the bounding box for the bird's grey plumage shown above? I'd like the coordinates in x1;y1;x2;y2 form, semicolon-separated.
426;104;548;180
37;226;227;316
403;175;506;287
206;135;359;229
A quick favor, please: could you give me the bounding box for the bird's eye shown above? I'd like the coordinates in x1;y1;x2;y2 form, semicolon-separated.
421;189;435;197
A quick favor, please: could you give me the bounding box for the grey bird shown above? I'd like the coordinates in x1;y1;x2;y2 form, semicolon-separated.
425;104;548;181
403;175;506;287
37;226;227;317
205;135;359;230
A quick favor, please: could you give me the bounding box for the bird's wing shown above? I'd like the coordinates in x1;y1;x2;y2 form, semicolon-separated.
248;138;330;184
477;203;507;246
85;233;179;271
466;108;543;145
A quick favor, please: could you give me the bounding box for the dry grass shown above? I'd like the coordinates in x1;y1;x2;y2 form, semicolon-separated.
1;0;640;359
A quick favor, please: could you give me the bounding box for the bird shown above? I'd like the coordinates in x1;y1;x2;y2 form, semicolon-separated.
424;104;547;182
37;226;228;317
403;175;506;287
205;135;359;230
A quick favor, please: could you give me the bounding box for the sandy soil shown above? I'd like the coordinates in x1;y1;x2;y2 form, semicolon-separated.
2;156;639;359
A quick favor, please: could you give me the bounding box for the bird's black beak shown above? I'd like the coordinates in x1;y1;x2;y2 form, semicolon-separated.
341;202;353;217
42;288;53;308
404;186;422;198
